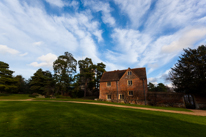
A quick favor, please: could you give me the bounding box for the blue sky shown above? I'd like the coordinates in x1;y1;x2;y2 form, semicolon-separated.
0;0;206;86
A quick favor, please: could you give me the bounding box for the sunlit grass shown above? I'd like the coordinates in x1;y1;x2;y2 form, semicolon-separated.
0;94;191;112
0;101;205;137
34;98;192;112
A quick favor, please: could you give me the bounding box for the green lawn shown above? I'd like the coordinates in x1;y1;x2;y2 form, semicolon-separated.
0;94;32;99
34;98;192;112
0;101;205;137
0;94;191;112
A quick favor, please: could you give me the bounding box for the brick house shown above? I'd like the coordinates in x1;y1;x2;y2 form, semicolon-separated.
99;67;148;104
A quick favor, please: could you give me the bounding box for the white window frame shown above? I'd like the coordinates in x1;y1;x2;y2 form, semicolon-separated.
128;80;132;86
119;94;124;99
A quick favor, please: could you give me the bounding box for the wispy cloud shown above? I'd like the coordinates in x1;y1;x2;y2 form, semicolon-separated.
114;0;151;28
162;28;206;53
45;0;65;7
20;52;28;57
83;0;115;26
0;45;19;55
33;41;43;46
0;0;206;81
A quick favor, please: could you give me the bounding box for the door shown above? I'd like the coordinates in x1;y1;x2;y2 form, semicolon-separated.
184;94;196;109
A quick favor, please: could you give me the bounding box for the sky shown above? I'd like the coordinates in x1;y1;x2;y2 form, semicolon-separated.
0;0;206;86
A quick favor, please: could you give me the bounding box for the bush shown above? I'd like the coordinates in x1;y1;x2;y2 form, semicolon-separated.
56;95;71;99
28;93;39;98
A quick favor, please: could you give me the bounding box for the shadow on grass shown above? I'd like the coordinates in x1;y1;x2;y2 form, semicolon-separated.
0;101;205;137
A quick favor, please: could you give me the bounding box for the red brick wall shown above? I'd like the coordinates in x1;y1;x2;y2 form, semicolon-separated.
99;81;117;100
119;70;147;100
99;69;148;102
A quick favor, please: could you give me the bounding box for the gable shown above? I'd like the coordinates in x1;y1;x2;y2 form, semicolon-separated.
120;69;138;80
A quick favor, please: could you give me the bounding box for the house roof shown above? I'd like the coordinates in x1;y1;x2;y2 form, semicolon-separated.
100;67;146;82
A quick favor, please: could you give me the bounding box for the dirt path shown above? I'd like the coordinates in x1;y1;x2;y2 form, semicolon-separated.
1;99;206;116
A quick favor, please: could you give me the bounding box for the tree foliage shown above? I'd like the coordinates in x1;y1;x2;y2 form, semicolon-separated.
0;61;17;93
78;58;95;97
169;45;206;94
53;52;77;95
95;62;106;89
29;69;55;95
14;75;28;93
147;82;167;92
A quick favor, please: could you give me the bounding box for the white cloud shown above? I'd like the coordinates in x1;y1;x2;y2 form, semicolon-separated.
46;0;79;8
144;0;206;35
0;45;19;54
45;0;65;7
33;41;43;46
30;53;57;68
114;0;151;28
0;0;103;73
20;52;28;57
162;28;206;53
148;77;158;85
83;0;115;26
108;28;151;64
93;30;103;42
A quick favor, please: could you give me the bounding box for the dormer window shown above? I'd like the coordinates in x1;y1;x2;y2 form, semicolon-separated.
128;71;132;75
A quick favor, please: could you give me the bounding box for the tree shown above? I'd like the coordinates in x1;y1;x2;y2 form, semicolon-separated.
29;69;55;95
148;82;156;91
0;61;17;93
169;45;206;94
78;58;95;97
147;82;167;92
71;74;84;98
95;62;106;89
53;52;77;95
14;75;27;93
156;83;167;92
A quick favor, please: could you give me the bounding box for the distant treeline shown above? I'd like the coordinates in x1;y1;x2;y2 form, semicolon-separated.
0;52;106;98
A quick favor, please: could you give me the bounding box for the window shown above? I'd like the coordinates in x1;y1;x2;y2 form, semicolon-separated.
129;91;133;96
120;94;124;99
107;82;111;86
128;80;132;86
107;95;111;100
127;71;132;75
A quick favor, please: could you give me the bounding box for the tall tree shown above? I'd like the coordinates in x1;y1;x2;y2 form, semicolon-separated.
29;69;55;95
14;75;27;93
95;62;106;89
53;52;77;95
78;58;95;97
169;45;206;94
0;61;17;93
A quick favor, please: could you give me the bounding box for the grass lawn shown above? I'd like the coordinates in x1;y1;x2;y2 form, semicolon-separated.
0;94;32;99
34;98;192;112
0;94;191;112
0;101;205;137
